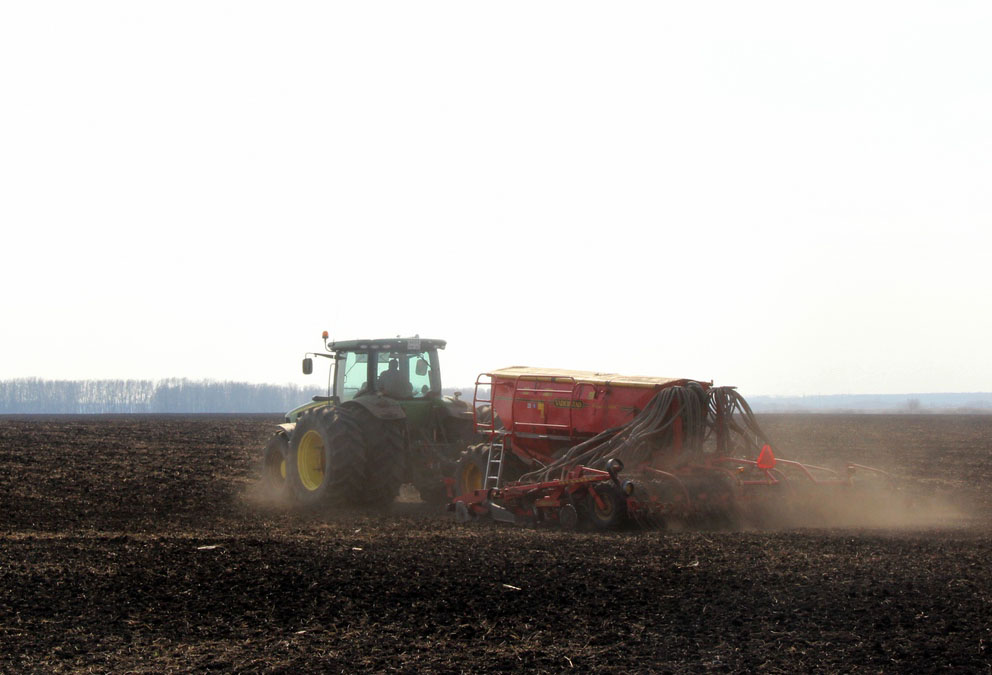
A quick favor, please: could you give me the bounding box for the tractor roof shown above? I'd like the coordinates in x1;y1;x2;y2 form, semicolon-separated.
327;338;446;353
487;366;707;390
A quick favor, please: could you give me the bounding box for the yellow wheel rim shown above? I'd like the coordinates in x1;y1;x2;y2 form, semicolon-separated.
279;459;286;480
297;430;325;491
462;463;483;493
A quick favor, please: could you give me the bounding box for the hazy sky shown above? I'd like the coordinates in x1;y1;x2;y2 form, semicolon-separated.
2;2;990;396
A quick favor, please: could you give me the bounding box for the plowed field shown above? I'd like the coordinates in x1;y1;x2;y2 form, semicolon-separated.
1;414;990;672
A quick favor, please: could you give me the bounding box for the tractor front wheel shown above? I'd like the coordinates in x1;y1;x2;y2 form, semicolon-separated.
454;444;489;497
261;431;289;498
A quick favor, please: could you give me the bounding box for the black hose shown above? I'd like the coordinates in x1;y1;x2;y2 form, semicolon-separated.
514;384;778;483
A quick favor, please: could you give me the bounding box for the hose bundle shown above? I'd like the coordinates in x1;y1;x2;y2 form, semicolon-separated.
706;386;774;455
515;384;775;483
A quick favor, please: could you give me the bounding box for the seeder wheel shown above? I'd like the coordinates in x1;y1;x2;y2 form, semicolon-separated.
558;503;579;530
585;484;628;529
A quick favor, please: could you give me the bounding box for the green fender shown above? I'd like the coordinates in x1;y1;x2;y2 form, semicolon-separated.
344;394;406;421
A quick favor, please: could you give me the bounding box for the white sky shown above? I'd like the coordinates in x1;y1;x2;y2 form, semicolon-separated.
1;2;990;396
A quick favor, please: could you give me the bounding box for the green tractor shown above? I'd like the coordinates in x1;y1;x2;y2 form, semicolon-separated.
261;334;480;507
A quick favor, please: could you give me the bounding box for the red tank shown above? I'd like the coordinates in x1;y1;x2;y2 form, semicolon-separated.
477;366;710;464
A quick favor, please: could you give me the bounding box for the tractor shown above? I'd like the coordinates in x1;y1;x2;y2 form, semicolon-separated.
261;334;479;507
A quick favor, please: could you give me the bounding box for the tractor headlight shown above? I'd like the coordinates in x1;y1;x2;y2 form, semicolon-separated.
621;480;636;496
607;458;624;475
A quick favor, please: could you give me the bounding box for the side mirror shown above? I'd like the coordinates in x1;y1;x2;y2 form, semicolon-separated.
415;358;429;376
302;357;313;375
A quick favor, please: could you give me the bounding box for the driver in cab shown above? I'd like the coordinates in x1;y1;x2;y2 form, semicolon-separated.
377;358;412;398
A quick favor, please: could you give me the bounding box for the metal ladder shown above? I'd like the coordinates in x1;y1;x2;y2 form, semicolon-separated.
484;437;505;489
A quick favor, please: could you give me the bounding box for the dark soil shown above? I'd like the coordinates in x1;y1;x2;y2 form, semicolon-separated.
1;414;990;672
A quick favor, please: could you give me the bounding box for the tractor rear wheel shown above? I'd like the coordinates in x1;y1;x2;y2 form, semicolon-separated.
285;405;404;508
347;403;406;507
261;431;289;498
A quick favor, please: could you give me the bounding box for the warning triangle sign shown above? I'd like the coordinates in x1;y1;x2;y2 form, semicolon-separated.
756;444;776;469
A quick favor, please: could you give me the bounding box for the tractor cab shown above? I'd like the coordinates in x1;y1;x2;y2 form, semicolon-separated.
293;336;451;424
331;338;444;401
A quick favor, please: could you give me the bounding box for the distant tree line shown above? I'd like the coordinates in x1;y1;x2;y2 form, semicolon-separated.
747;392;992;413
0;378;326;414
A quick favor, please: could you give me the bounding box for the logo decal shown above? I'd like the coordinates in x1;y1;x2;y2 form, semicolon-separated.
554;399;584;409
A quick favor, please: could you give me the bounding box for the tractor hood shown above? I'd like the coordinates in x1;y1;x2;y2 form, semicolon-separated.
285;399;330;423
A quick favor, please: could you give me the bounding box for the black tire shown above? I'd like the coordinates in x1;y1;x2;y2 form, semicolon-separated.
453;443;490;497
585;484;628;530
261;431;289;498
497;439;527;484
285;405;405;508
558;503;580;530
347;403;406;507
409;452;456;506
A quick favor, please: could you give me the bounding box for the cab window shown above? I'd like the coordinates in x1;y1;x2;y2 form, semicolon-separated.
375;353;411;398
373;351;436;398
407;352;434;397
338;351;368;401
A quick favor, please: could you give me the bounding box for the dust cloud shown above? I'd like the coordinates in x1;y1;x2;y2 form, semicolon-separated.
243;413;990;533
739;480;974;532
240;478;294;513
749;413;992;532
